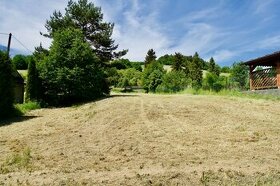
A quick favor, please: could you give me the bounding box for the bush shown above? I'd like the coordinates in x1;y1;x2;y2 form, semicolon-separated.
117;68;142;87
156;70;190;93
0;51;15;119
15;102;41;114
142;61;165;93
230;62;249;90
203;72;226;92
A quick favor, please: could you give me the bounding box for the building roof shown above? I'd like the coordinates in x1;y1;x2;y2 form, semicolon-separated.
244;51;280;66
12;70;24;84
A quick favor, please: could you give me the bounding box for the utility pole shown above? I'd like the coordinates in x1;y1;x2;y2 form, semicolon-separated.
7;33;12;56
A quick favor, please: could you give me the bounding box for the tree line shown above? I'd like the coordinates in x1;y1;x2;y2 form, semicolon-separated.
109;49;248;93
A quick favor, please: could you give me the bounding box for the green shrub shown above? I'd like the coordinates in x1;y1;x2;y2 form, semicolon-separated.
203;72;226;92
15;102;41;114
117;68;142;87
142;62;165;93
230;62;249;90
156;70;190;93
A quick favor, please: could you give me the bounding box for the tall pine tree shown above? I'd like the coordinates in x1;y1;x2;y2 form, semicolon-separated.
43;0;127;63
172;52;184;71
208;57;220;76
189;52;203;89
144;49;157;67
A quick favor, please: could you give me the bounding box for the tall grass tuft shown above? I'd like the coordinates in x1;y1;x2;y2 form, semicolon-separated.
15;101;41;114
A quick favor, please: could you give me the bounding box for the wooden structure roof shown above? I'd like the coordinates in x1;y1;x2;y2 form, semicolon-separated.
244;51;280;67
244;51;280;90
12;70;24;84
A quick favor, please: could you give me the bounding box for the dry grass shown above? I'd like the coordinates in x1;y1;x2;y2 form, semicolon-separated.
0;93;280;185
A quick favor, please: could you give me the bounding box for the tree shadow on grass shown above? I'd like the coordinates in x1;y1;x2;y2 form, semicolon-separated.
0;116;39;127
109;94;140;98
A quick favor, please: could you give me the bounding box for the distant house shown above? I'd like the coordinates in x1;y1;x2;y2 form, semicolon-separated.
12;70;24;103
244;51;280;90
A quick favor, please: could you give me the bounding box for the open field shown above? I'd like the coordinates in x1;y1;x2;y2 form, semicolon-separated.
1;93;280;185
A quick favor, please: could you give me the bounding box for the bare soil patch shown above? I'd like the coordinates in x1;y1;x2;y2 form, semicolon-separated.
1;93;280;185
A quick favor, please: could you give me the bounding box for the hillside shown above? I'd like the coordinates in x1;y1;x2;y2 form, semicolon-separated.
0;93;280;185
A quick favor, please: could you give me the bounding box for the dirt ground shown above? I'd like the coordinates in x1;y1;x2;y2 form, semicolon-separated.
0;93;280;185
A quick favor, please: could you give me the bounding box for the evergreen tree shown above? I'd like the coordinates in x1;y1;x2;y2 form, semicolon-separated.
39;28;108;105
172;52;184;71
209;57;215;73
208;57;220;76
43;0;126;62
144;49;157;67
189;52;203;89
0;51;15;119
33;43;49;62
25;57;39;102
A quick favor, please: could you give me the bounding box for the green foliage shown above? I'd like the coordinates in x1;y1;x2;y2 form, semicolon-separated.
157;54;174;65
230;62;249;90
156;70;190;93
142;61;165;93
106;67;120;87
130;62;143;71
171;52;185;71
44;0;126;62
25;57;40;102
203;73;225;92
221;66;230;73
110;58;132;70
118;68;142;87
12;55;28;70
39;28;108;105
208;57;220;76
33;43;49;62
144;49;157;67
189;52;203;89
15;101;41;114
0;51;15;119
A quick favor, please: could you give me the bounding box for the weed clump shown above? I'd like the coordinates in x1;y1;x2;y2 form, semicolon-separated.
0;147;32;174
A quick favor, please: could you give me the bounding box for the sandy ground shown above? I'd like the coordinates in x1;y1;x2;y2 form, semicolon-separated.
0;93;280;185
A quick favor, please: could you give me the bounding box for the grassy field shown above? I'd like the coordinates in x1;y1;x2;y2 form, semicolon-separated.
0;93;280;185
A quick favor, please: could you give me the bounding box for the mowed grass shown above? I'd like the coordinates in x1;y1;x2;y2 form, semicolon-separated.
0;93;279;185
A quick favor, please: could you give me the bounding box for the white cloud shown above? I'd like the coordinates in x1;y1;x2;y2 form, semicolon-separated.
256;35;280;49
0;0;66;53
211;50;237;63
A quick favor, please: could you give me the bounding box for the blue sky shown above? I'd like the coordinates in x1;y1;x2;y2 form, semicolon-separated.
1;0;280;66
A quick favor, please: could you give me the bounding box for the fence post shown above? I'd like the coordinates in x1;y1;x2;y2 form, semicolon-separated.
277;62;280;89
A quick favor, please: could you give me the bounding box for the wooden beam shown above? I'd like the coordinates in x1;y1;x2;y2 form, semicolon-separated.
277;62;280;89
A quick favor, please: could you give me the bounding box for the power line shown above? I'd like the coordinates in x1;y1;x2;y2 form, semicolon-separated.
12;35;33;54
0;33;9;35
